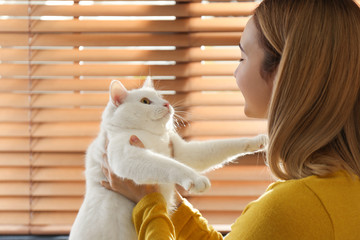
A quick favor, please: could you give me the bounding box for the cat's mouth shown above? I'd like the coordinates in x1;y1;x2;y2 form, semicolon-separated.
151;108;172;121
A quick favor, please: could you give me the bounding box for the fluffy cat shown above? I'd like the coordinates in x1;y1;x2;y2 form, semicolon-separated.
69;78;267;240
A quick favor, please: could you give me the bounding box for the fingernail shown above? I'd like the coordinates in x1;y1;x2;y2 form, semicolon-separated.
130;135;139;143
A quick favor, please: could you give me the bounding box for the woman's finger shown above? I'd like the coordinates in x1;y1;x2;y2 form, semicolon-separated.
102;152;111;177
102;152;110;168
129;135;145;148
101;163;110;179
101;180;112;190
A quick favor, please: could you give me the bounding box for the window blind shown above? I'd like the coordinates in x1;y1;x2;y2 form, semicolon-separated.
0;0;274;235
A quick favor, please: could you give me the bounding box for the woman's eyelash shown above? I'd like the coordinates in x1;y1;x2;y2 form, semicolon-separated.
239;58;245;62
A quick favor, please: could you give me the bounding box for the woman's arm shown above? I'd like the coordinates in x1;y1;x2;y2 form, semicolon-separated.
132;192;176;240
170;193;224;240
131;189;224;240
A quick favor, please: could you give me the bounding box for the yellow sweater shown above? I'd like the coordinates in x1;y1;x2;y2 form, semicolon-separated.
132;171;360;239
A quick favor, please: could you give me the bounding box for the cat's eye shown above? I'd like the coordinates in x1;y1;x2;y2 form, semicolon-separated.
140;98;151;105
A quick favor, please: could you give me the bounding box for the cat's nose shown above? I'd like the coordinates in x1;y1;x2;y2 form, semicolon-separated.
163;102;170;109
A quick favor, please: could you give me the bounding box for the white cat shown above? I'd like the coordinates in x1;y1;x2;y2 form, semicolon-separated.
69;78;267;240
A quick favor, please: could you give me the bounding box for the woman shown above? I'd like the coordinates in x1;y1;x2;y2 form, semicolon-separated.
101;0;360;239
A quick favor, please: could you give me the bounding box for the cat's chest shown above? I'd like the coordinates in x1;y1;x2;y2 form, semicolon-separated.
129;130;171;157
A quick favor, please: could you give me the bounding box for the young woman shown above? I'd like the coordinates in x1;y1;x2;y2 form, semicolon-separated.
101;0;360;239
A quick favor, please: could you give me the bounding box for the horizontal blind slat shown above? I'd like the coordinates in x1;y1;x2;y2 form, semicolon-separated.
31;197;82;211
0;213;29;225
0;153;29;166
0;124;30;137
0;120;266;138
32;168;84;181
0;183;30;196
0;138;30;152
0;94;29;108
0;121;264;137
0;153;84;167
0;225;30;235
205;165;271;181
181;120;267;137
32;153;85;167
0;63;237;77
0;92;244;108
0;197;29;211
0;106;248;122
0;33;241;47
0;137;90;152
187;106;247;120
0;109;30;122
0;168;29;181
0;18;248;33
30;138;93;152
0;48;240;62
0;123;99;137
28;225;70;235
0;77;239;92
188;181;270;197
32;212;76;225
0;108;102;122
0;93;108;108
0;3;257;17
32;182;84;196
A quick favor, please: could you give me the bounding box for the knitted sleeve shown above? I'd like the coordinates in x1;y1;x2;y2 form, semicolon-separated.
132;192;223;240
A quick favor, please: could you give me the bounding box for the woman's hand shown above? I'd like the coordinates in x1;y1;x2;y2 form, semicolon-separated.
101;135;160;203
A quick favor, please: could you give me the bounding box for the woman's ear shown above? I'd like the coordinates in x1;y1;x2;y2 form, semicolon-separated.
142;76;154;89
110;80;128;107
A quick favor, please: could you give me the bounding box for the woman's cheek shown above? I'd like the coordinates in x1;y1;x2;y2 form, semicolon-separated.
236;66;249;95
235;65;244;90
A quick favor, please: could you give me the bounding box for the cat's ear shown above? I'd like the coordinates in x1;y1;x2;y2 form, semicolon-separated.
142;76;154;89
110;80;128;107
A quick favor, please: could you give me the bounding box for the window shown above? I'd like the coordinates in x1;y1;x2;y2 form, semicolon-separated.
0;0;270;235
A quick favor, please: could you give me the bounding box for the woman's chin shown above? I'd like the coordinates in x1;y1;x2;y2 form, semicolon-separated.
244;106;267;119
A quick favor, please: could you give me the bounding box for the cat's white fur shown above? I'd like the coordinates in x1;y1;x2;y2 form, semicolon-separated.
69;78;267;240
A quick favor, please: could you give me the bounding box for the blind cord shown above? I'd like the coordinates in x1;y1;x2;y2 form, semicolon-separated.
27;0;33;234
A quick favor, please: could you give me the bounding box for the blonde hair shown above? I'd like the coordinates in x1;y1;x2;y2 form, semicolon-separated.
254;0;360;180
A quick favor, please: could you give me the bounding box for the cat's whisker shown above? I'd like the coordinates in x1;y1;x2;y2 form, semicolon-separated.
173;112;190;129
170;99;186;110
174;111;189;121
173;107;191;120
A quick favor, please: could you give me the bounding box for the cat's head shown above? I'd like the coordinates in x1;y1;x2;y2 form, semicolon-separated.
103;77;174;135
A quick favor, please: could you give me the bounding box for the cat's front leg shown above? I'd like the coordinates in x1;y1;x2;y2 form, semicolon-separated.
108;145;210;193
171;133;268;172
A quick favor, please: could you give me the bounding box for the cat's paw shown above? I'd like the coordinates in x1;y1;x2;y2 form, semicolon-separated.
191;175;211;193
181;175;211;194
257;134;269;148
245;134;268;152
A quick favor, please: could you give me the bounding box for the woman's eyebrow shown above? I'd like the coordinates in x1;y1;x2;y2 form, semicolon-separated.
239;43;246;54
